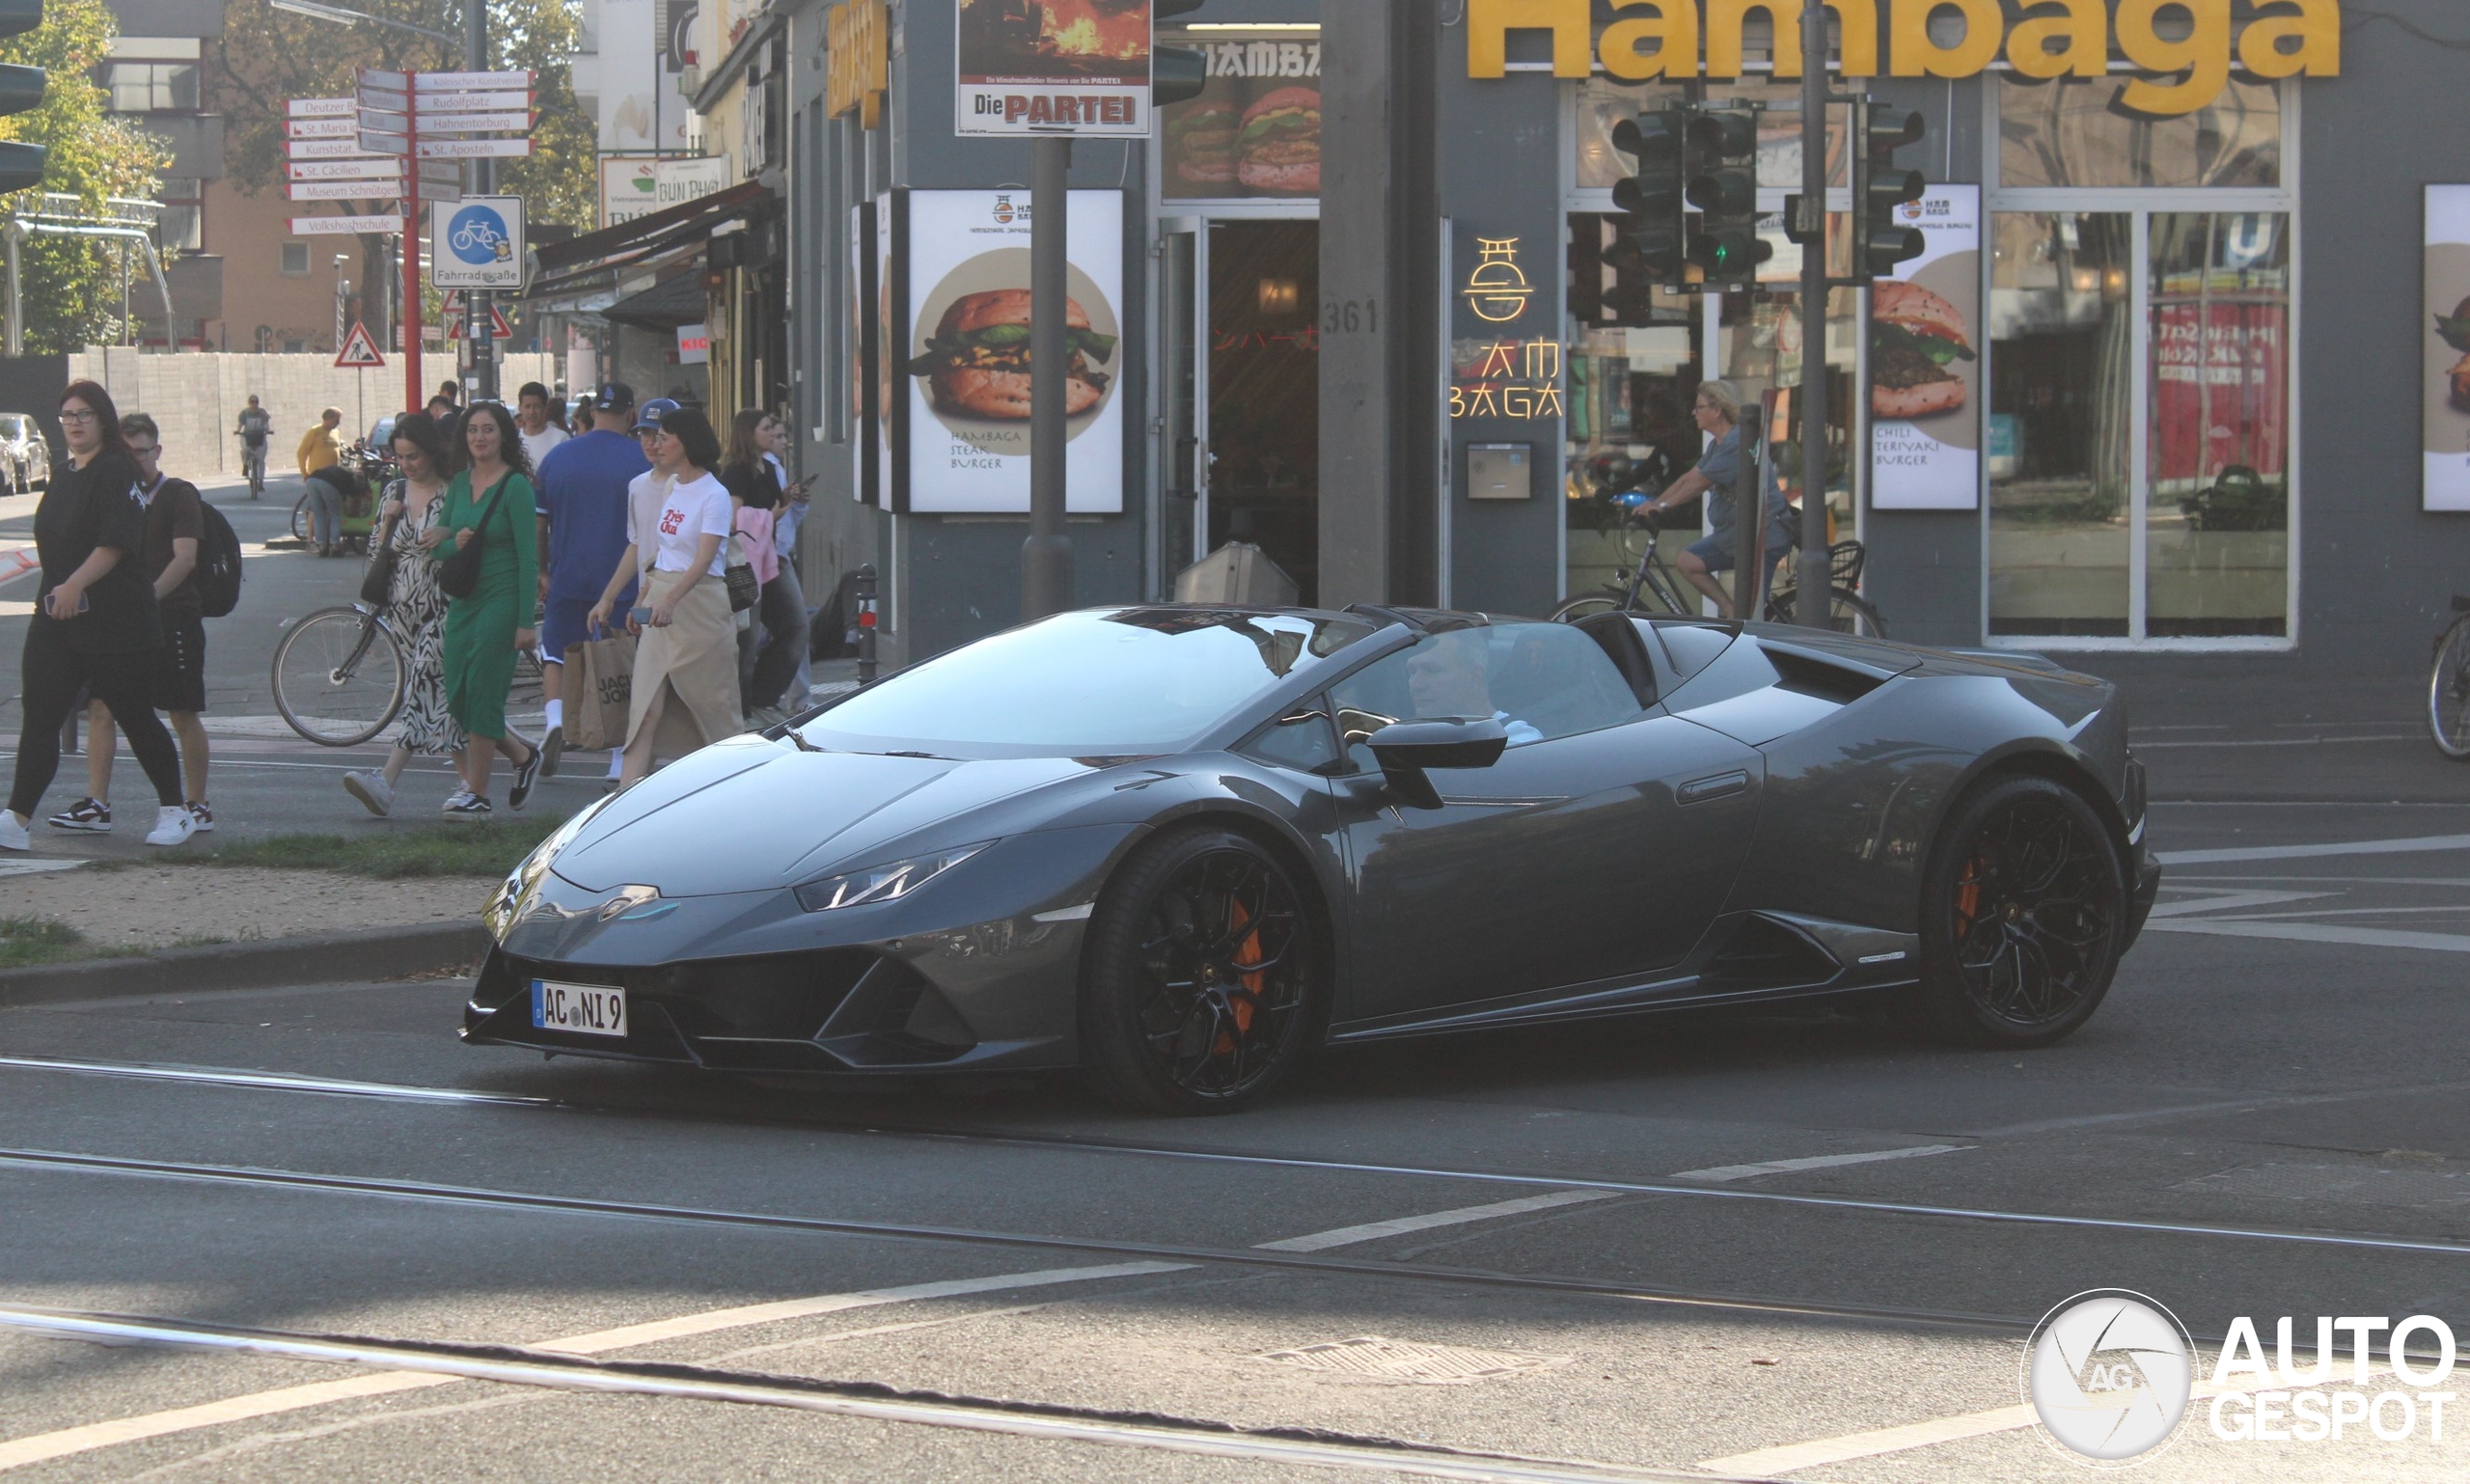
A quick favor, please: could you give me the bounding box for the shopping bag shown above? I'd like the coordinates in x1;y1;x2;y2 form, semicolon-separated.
563;629;635;751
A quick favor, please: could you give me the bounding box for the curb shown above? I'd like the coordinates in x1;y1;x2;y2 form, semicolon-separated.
0;921;491;1009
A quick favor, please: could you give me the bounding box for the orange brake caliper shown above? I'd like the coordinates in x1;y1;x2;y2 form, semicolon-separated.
1214;898;1263;1053
1956;857;1982;931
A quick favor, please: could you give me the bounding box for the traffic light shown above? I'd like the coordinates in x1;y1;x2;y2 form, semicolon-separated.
0;0;42;195
1684;104;1769;289
1854;101;1926;281
1605;105;1688;294
1153;0;1207;107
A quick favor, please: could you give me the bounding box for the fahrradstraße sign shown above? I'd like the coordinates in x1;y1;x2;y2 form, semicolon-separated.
430;195;525;290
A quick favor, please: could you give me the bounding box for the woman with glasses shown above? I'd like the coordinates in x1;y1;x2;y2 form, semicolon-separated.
0;382;194;849
588;405;739;787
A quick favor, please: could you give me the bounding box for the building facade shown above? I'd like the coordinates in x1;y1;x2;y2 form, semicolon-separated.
102;0;225;347
737;0;2463;683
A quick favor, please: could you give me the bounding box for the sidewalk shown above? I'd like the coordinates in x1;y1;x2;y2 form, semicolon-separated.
2;863;501;955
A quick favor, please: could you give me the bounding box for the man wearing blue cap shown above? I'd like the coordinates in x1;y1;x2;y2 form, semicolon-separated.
532;381;649;784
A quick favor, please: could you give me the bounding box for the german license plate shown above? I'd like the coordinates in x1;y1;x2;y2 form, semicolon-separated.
531;979;627;1037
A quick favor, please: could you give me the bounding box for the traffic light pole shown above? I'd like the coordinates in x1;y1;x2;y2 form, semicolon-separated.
1021;134;1074;620
1794;0;1831;629
464;0;497;402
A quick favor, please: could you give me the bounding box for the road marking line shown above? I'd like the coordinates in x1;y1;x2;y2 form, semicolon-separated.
0;1194;1603;1471
2199;906;2470;921
2144;889;2334;918
1668;1145;1967;1184
1252;1191;1617;1251
2155;834;2470;866
2143;920;2470;953
2131;735;2422;749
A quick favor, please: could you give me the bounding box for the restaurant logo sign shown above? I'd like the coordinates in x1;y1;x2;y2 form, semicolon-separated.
1463;237;1533;323
1465;0;2338;117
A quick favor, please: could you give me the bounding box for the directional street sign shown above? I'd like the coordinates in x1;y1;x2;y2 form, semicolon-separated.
289;213;405;235
288;97;353;117
360;69;408;90
285;138;391;159
416;137;534;159
357;106;408;133
286;118;356;139
287;180;403;202
358;128;409;155
334;319;386;368
416;69;532;90
288;158;404;180
408;90;533;112
408;111;534;134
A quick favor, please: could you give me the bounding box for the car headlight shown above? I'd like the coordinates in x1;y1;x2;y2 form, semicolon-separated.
485;794;618;939
794;841;992;913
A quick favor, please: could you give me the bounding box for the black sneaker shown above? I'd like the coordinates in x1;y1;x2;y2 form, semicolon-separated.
508;742;541;811
46;797;110;832
443;791;493;817
538;726;563;780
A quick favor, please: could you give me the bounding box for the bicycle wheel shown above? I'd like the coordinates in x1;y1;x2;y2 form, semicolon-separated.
1551;593;1629;623
290;493;311;542
271;607;406;746
1765;587;1888;637
2429;616;2470;759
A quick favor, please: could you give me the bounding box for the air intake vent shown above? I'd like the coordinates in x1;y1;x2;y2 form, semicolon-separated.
1699;915;1840;992
1761;646;1884;705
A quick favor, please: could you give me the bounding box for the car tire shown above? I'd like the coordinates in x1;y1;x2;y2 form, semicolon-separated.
1079;825;1324;1115
1903;774;2128;1049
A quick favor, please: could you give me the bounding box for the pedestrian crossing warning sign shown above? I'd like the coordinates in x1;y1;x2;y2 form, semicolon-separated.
334;319;386;369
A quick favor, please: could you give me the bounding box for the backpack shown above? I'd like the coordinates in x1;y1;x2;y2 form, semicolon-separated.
194;497;244;618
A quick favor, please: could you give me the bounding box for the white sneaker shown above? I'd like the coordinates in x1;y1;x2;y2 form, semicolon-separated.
343;770;394;817
144;805;198;846
0;811;26;852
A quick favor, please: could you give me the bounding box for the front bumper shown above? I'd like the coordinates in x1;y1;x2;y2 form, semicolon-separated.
2126;846;2162;948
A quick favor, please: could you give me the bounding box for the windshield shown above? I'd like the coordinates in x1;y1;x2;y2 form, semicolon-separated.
798;608;1381;758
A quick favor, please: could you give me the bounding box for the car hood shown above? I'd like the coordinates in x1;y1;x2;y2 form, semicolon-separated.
548;736;1091;897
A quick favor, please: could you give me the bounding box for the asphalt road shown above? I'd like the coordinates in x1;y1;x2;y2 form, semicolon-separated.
6;755;2470;1477
6;484;2470;1477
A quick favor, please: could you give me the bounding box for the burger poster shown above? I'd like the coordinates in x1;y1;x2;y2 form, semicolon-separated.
1869;185;1982;511
901;188;1126;514
1158;33;1320;199
2423;186;2470;510
955;0;1152;138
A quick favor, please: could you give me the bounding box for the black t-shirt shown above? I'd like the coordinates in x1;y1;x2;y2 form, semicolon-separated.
33;451;160;654
142;475;206;618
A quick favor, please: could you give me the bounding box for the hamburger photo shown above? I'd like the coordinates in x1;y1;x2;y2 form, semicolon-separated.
1870;280;1975;420
1168;98;1241;187
905;289;1116;422
1237;86;1320;194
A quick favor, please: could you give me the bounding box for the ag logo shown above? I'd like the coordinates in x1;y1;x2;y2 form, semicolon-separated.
2026;1290;2194;1463
448;204;514;266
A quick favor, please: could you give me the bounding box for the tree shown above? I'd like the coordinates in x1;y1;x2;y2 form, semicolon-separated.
207;0;592;339
0;0;171;353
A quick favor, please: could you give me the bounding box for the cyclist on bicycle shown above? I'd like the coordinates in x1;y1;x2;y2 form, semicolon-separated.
234;396;271;498
1641;379;1791;620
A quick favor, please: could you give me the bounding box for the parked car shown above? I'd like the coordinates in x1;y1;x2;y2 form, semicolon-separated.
0;412;49;494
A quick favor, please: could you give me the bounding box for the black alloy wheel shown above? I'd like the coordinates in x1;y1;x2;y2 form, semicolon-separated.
1080;826;1322;1114
1907;774;2127;1048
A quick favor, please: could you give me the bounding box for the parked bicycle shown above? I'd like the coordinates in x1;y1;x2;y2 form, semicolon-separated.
272;599;544;746
2429;594;2470;758
1551;504;1886;637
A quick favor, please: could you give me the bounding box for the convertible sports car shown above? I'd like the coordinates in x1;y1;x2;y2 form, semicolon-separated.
470;605;2161;1113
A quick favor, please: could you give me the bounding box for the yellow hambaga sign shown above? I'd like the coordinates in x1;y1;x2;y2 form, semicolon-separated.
1466;0;2338;117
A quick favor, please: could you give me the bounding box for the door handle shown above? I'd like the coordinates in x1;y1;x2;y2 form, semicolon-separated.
1676;769;1750;806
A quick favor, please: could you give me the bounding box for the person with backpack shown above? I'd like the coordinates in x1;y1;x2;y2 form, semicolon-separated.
0;382;194;850
49;413;217;834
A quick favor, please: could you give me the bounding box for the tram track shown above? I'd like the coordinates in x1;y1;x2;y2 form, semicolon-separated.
7;1053;2470;1264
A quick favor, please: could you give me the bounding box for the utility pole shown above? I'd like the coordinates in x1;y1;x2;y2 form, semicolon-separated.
464;0;497;401
1794;0;1832;628
1021;136;1074;619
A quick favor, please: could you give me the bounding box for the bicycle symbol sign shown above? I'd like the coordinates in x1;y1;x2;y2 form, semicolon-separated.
449;206;510;265
430;195;524;289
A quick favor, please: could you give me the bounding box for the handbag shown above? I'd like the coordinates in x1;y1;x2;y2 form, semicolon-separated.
723;530;760;613
436;474;512;601
562;625;635;752
358;489;402;606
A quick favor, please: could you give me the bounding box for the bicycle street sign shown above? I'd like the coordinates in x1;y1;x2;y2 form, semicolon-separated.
429;195;523;289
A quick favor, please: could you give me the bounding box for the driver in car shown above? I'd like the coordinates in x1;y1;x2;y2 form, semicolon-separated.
1406;634;1542;746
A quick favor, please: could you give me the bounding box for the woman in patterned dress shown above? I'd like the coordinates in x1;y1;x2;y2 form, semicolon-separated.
341;413;466;816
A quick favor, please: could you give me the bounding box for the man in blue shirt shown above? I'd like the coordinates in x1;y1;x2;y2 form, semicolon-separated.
534;382;649;782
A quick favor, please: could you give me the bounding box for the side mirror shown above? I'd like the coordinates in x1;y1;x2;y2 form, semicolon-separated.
1366;717;1508;809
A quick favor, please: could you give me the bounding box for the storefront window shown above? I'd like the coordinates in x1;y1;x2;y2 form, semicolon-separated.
1574;78;1847;193
1564;211;1702;600
1159;24;1323;202
2148;212;2289;637
1999;76;2280;190
1989;211;2133;637
1719;287;1858;541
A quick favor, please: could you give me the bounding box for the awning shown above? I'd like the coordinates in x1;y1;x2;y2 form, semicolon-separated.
520;180;769;306
602;270;707;333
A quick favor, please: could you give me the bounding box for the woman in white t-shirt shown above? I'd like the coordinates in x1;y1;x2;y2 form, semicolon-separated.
588;405;741;784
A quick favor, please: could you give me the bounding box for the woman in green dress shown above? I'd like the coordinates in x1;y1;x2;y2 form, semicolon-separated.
428;402;543;815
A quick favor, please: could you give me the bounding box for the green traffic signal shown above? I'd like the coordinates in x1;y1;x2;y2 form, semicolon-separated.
1684;103;1764;288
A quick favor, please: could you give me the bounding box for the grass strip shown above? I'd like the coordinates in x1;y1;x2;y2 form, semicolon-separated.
165;818;562;880
0;917;102;969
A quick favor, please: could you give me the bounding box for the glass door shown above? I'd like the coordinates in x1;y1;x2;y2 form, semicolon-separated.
1206;218;1321;604
1157;216;1204;592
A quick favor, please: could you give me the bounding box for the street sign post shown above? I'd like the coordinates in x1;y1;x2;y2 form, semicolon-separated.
334;319;386;368
430;196;523;290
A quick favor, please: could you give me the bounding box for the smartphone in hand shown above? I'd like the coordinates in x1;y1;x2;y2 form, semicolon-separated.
44;591;89;618
628;605;653;625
